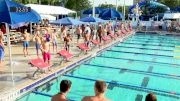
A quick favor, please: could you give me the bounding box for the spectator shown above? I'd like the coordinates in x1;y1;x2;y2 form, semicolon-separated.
51;80;72;101
82;80;111;101
145;93;157;101
1;25;6;34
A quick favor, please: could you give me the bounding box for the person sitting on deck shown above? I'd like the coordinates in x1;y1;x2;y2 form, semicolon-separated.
82;80;111;101
145;93;157;101
51;80;72;101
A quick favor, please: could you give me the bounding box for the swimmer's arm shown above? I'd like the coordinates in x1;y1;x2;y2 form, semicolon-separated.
40;45;45;52
32;35;36;41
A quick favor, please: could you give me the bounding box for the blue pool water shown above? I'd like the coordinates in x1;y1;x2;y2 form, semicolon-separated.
17;33;180;101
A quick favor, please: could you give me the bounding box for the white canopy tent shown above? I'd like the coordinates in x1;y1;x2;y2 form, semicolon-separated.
163;13;180;19
26;4;76;15
40;14;56;20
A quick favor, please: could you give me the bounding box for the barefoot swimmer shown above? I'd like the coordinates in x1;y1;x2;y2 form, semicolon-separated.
0;35;4;65
40;38;51;64
22;29;30;57
33;31;41;57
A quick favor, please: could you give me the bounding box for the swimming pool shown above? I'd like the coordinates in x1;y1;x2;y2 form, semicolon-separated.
17;33;180;101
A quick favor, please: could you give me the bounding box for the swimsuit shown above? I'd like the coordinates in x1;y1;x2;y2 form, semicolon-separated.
52;39;57;45
23;41;29;47
77;33;80;39
35;43;40;50
45;34;50;42
43;52;51;62
0;45;4;60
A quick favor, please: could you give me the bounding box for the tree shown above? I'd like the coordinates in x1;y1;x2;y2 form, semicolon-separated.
99;4;115;8
64;0;91;16
13;0;62;5
158;0;179;8
65;0;92;12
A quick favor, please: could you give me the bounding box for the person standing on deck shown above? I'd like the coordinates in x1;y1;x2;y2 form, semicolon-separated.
84;24;91;47
33;31;41;57
22;29;30;57
40;37;51;64
61;26;67;42
0;35;4;65
1;25;6;34
97;25;103;43
76;25;82;44
64;34;72;52
52;29;58;52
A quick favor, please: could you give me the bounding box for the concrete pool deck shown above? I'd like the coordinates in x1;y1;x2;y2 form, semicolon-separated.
0;32;135;101
0;30;179;101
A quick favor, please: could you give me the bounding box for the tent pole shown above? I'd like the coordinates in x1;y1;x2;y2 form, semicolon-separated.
123;0;125;21
76;13;77;19
92;0;95;17
116;0;118;11
5;23;14;86
30;22;32;34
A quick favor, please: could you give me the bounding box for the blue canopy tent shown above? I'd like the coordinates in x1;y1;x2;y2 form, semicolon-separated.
51;17;84;25
99;8;123;20
83;7;104;15
80;16;105;23
0;0;41;25
129;0;170;21
0;0;41;85
171;6;180;13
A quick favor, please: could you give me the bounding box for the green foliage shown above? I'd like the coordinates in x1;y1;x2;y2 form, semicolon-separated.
65;0;92;11
158;0;179;8
99;4;115;8
13;0;63;5
64;0;91;16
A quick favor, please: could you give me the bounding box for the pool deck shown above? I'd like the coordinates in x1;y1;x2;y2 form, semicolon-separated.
0;30;179;101
0;32;135;101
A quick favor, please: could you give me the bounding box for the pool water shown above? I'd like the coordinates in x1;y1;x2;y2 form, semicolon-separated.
17;33;180;101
